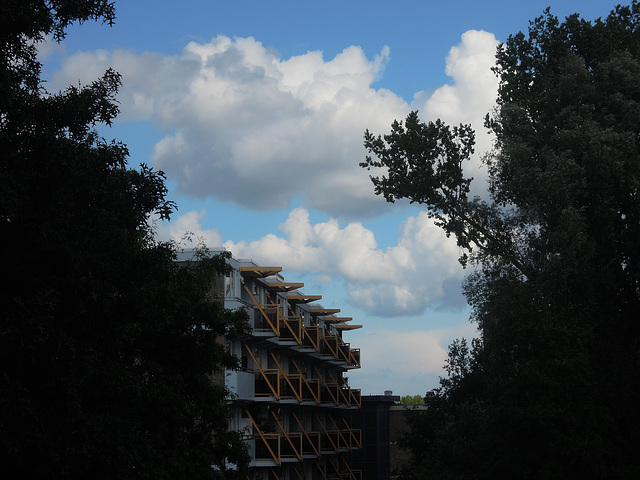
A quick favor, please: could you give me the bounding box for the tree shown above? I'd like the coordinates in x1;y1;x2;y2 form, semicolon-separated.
398;339;488;480
399;395;426;404
0;2;249;478
362;3;640;479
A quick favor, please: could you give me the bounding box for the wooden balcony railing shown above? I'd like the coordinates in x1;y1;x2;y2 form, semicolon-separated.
292;412;321;457
349;348;360;368
317;426;361;452
320;333;361;369
244;409;280;464
270;410;303;461
269;351;301;401
252;304;279;335
320;382;340;405
301;377;320;403
326;470;362;480
346;426;362;449
279;315;302;344
337;341;351;363
301;325;321;350
291;359;321;403
326;453;362;480
254;433;280;463
320;334;339;358
349;388;361;408
255;369;280;398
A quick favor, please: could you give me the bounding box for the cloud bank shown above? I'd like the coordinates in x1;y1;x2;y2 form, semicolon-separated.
46;31;501;391
50;30;499;218
49;30;500;319
159;207;464;317
353;320;480;395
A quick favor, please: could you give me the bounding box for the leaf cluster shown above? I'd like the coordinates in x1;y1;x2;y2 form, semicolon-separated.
399;394;425;404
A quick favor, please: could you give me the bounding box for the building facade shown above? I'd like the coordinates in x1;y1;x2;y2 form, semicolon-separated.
348;393;400;480
222;256;363;480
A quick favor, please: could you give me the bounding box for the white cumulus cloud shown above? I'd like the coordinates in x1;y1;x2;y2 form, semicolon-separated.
413;30;500;195
351;320;480;394
152;209;223;249
220;207;464;316
49;31;499;218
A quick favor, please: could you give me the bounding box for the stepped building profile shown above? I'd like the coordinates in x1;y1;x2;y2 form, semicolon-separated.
220;255;363;480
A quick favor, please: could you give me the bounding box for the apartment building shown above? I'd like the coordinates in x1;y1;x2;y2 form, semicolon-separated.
222;256;363;480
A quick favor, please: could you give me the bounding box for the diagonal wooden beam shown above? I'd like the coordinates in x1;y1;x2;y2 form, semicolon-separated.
292;465;304;480
321;333;338;358
301;324;320;351
244;409;280;465
269;351;301;402
243;343;279;398
342;418;362;449
327;414;349;449
314;366;339;405
291;359;320;403
315;414;340;453
242;280;279;334
315;461;329;480
292;412;321;457
271;410;302;461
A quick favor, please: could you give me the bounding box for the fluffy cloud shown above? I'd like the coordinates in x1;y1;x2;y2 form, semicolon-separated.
413;30;500;195
352;321;479;394
218;207;464;316
151;209;223;249
49;31;499;218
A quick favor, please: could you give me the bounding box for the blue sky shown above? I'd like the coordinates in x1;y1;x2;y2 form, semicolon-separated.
42;0;616;395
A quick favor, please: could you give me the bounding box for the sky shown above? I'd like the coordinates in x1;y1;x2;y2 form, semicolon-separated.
40;0;616;395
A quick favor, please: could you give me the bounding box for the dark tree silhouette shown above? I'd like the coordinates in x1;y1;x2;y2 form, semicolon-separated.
1;2;249;478
363;3;640;479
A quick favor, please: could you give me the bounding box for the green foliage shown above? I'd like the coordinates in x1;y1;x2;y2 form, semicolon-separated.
399;394;425;404
365;3;640;479
0;2;249;479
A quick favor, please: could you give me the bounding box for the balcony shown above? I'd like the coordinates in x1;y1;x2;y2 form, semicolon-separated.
255;369;279;398
280;432;303;461
326;470;362;480
320;334;339;358
348;388;361;408
347;428;362;449
337;341;351;363
254;369;306;401
254;373;358;407
348;348;360;368
318;334;361;369
279;315;302;344
254;433;280;463
252;305;279;335
301;376;320;403
300;325;321;351
320;382;340;405
300;431;321;457
319;428;362;453
280;373;302;401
